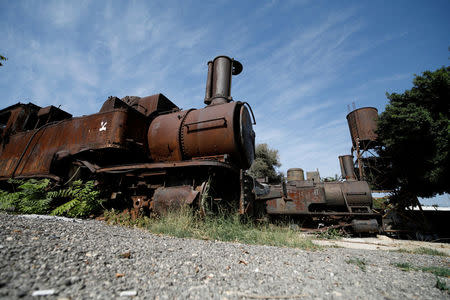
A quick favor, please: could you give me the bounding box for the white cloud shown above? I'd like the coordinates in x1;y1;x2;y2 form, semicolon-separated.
45;0;89;27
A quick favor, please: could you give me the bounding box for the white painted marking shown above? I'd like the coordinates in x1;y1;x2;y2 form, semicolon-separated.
99;121;107;131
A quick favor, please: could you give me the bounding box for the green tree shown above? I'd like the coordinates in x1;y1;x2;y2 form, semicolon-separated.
0;54;7;67
248;143;283;183
376;66;449;206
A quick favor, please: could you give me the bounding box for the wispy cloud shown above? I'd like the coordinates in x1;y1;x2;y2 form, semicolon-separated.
288;100;335;121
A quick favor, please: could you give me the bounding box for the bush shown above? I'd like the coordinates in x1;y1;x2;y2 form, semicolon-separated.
0;179;103;218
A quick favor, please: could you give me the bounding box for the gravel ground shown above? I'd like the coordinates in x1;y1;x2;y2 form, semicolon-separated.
0;213;449;299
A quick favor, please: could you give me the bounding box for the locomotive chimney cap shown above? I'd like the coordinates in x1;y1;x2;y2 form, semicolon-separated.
204;55;243;105
210;55;243;75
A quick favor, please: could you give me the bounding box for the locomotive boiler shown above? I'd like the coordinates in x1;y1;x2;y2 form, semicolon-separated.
0;56;256;215
255;156;381;233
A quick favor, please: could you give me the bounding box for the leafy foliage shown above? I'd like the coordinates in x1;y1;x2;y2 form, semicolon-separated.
0;179;103;217
0;179;52;214
435;277;449;292
0;54;7;67
377;66;449;204
248;143;283;183
50;180;103;217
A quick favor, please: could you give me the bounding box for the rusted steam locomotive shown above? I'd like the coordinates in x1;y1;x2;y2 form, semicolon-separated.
0;56;256;215
255;156;381;233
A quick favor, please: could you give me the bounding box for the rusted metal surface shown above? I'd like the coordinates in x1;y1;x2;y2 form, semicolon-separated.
0;103;40;137
351;219;379;233
204;60;213;102
306;171;320;183
152;185;199;214
0;107;148;179
287;168;304;182
346;107;378;149
323;181;372;208
96;160;238;173
204;56;243;105
339;155;356;180
100;94;179;117
148;101;255;169
123;94;179;117
36;105;72;128
266;184;325;214
261;169;373;215
0;55;255;222
130;195;150;219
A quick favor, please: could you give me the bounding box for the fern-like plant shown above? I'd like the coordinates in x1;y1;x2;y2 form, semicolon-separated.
0;179;104;218
0;179;52;214
50;180;103;217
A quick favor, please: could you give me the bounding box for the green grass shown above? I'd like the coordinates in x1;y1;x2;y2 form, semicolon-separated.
396;247;448;257
394;262;450;277
394;262;450;292
435;277;449;291
372;197;388;209
103;208;319;251
394;262;414;272
346;258;367;271
315;228;347;240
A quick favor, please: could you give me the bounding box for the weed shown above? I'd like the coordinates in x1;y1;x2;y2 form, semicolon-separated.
420;266;450;277
316;228;346;240
394;262;413;271
394;262;450;277
394;262;450;292
103;208;320;251
435;277;449;292
396;247;448;257
372;197;388;209
345;258;367;271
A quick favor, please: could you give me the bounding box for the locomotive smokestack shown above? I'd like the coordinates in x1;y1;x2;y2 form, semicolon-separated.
339;155;356;181
204;56;243;105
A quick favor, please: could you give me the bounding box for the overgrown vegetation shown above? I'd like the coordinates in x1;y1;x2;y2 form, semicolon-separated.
0;179;52;214
0;179;103;217
435;277;449;292
315;228;347;240
346;257;367;271
104;208;319;250
372;197;389;210
394;262;450;277
49;180;102;217
396;247;448;257
394;262;450;292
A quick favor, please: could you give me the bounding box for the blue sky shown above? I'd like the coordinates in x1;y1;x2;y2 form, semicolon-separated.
1;1;449;205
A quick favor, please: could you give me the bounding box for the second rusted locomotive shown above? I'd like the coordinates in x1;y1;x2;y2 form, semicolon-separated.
255;156;381;233
0;56;256;215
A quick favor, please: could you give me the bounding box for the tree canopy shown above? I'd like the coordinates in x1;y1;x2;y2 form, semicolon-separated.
376;66;449;203
248;143;283;184
0;54;7;67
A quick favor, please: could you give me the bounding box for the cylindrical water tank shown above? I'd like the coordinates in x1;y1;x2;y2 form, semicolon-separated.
346;107;378;149
287;168;304;182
